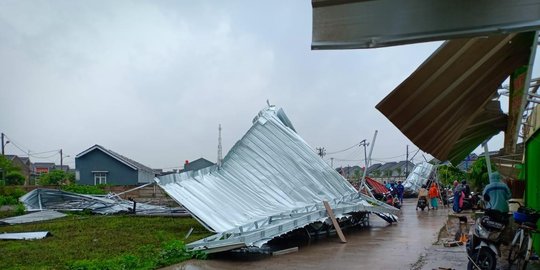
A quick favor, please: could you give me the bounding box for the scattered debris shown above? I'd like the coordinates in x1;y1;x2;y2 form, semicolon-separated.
0;231;50;240
157;106;399;253
19;188;188;216
0;210;67;226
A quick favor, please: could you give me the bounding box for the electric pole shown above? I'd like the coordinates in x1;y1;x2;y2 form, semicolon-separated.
60;149;63;171
217;124;223;168
316;147;326;158
330;157;334;168
1;133;4;156
405;145;409;177
359;139;369;173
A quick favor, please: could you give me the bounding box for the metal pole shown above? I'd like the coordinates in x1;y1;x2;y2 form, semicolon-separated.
1;133;4;155
330;157;334;168
482;141;493;177
60;149;63;171
405;145;409;177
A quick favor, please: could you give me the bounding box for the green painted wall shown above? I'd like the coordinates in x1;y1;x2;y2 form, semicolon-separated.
526;129;540;252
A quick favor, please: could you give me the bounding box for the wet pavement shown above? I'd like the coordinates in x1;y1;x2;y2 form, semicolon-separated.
165;199;452;270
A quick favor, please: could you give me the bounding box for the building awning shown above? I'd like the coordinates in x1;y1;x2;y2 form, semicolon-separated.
311;0;540;49
376;32;536;165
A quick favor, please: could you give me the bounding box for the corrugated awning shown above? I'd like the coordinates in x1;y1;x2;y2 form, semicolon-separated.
376;32;535;164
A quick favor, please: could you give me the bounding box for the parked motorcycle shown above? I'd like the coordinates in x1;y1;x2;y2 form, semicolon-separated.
466;195;508;270
416;196;428;211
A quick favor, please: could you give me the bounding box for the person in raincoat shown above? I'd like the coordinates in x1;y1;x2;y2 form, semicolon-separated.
482;172;511;213
428;183;440;210
452;180;464;213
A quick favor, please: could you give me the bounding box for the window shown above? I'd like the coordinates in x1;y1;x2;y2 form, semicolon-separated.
93;172;107;185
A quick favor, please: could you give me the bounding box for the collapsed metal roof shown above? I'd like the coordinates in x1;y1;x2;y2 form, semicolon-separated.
403;162;435;196
19;188;186;216
376;32;536;165
157;106;399;253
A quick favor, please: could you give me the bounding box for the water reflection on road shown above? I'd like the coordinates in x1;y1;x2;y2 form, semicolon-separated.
168;199;449;270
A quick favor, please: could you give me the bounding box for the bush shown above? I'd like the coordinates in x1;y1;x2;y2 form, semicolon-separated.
61;184;106;195
38;170;73;185
0;187;25;206
5;172;25;185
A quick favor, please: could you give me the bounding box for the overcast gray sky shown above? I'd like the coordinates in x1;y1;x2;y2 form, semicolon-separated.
0;1;522;170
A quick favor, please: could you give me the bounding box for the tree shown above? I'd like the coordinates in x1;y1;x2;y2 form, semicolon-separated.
5;172;25;185
437;165;466;187
395;167;402;177
468;157;497;191
38;170;74;185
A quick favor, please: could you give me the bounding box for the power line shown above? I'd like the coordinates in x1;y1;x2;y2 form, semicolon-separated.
326;142;360;155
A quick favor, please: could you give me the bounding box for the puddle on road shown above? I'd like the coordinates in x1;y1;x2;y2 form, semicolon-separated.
166;199;450;270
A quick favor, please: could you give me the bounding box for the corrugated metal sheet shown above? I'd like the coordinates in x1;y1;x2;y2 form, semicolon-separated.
403;162;435;195
157;106;398;252
365;177;388;195
312;0;540;49
19;189;185;216
0;210;66;225
376;32;535;164
0;231;50;240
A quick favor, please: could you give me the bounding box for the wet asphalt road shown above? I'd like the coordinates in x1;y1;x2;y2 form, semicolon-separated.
167;198;450;270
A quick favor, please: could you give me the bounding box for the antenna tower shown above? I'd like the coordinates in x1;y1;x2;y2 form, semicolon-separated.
217;124;223;167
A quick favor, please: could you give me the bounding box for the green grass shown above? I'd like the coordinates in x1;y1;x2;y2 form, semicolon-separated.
0;215;211;270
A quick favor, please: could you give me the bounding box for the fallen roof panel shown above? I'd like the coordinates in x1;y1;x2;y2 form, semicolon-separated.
0;231;50;240
0;210;67;226
376;32;535;164
157;106;398;252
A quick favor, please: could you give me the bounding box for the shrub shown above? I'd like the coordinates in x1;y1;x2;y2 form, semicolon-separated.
61;184;106;195
5;172;25;185
38;170;72;185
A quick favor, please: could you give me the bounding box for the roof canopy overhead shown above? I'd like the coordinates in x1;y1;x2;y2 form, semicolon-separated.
376;32;536;165
312;0;540;49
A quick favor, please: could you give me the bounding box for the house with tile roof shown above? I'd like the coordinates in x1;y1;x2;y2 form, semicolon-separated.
75;144;155;185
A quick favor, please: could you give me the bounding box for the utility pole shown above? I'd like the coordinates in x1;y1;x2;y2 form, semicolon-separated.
1;133;4;156
316;147;326;158
60;149;63;171
330;157;334;168
405;145;409;177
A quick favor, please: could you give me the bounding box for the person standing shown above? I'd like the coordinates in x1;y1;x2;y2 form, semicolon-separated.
452;180;463;213
428;183;440;210
483;172;511;213
396;181;405;204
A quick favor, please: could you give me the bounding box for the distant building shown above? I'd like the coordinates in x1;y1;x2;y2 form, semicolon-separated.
5;155;32;184
75;144;154;185
33;162;56;174
181;158;215;172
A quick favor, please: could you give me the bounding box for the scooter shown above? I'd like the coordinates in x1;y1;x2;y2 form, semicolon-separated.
466;194;508;270
416;196;428;211
382;192;401;209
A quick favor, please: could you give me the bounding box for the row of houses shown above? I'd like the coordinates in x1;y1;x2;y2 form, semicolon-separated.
4;144;215;186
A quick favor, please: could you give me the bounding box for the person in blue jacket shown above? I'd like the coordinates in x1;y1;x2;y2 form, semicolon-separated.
483;172;511;213
396;181;405;204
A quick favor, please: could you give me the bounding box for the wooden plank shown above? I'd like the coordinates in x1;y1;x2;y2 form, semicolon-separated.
272;247;298;256
323;200;347;243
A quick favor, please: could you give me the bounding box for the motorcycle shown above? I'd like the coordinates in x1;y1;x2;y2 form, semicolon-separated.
416;196;428;211
466;194;508;270
382;192;401;209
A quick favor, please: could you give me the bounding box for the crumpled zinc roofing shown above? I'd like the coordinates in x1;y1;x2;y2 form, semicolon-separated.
157;106;398;251
376;32;535;165
403;162;435;195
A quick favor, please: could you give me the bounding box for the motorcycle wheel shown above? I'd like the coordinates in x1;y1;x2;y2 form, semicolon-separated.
467;248;496;270
420;205;425;211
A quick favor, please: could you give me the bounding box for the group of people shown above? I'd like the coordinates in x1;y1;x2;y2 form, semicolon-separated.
417;183;441;210
384;180;405;204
